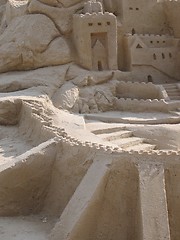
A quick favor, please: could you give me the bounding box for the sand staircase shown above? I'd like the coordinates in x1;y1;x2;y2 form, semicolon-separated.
163;84;180;101
92;127;156;151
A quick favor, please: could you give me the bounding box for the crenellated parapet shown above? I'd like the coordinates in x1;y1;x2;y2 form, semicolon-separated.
163;0;180;3
18;100;180;160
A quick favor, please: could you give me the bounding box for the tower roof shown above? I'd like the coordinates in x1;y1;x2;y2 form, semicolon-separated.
83;1;104;14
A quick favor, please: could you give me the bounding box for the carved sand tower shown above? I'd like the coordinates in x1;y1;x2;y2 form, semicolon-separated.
73;0;118;71
163;0;180;38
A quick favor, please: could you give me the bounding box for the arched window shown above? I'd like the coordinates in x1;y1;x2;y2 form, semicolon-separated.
98;61;103;71
162;53;165;59
132;28;136;35
147;75;153;83
153;54;156;60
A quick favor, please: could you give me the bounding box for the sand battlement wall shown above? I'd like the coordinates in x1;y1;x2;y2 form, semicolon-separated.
116;81;160;99
163;0;180;3
18;100;180;157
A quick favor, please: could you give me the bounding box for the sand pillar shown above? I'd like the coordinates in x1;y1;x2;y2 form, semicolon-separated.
138;164;171;240
50;156;110;240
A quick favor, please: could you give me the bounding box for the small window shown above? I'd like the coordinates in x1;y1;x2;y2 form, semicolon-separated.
88;23;93;26
157;41;159;43
107;22;110;25
169;53;172;58
132;28;136;35
147;75;153;83
98;61;103;71
129;7;133;10
136;8;139;10
163;41;165;43
98;22;102;26
153;54;156;60
162;53;165;59
150;41;153;44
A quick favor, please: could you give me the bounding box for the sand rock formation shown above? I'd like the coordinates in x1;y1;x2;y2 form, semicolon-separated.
0;1;7;22
5;0;28;25
28;0;84;34
0;14;72;72
52;82;79;110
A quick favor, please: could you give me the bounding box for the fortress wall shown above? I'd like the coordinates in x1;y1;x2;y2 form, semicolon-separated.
121;0;166;34
0;139;57;216
116;81;160;99
137;34;174;47
131;46;176;78
50;150;180;240
165;164;180;240
18;101;63;145
114;98;169;112
73;12;117;70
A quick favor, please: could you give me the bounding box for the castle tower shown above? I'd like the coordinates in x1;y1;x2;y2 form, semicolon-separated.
73;0;118;71
103;0;123;17
163;0;180;37
119;0;166;35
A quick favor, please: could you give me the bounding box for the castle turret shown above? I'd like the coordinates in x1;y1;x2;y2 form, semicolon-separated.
163;0;180;37
83;0;103;14
73;0;118;71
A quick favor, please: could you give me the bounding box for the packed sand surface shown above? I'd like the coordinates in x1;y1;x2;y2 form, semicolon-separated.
0;125;33;163
0;216;57;240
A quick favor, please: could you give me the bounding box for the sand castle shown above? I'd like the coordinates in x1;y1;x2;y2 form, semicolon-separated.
0;0;180;239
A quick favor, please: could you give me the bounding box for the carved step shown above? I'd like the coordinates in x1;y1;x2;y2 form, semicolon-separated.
162;84;180;100
90;124;157;151
98;130;133;141
111;137;144;149
164;86;177;90
125;143;156;151
92;126;126;135
165;88;179;92
166;91;180;96
169;96;180;100
163;84;177;88
166;90;179;94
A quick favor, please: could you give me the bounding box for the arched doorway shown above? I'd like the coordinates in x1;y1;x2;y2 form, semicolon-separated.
91;33;108;71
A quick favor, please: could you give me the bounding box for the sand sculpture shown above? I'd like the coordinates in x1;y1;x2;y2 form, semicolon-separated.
0;0;180;239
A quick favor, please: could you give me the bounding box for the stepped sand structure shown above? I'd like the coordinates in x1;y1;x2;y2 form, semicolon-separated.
0;0;180;239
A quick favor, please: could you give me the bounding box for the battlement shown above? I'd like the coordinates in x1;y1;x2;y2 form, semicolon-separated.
74;12;116;21
20;100;180;157
163;0;180;3
138;34;174;47
83;0;103;14
136;33;173;38
73;12;116;33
